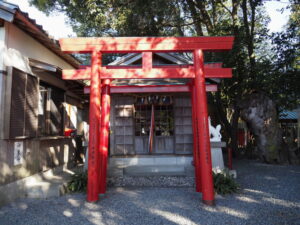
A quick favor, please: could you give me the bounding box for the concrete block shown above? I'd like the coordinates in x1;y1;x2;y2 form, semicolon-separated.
109;158;125;167
154;157;177;165
108;167;123;177
124;158;139;166
185;165;195;177
176;156;193;165
124;165;185;176
211;147;225;170
135;157;155;165
0;165;77;207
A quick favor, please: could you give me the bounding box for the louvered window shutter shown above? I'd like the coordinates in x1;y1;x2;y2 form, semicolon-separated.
25;75;39;137
50;87;64;135
9;68;26;138
9;68;38;139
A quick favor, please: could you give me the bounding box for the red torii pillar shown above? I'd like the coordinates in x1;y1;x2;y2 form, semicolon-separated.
87;51;102;202
191;82;201;193
99;79;111;194
193;49;215;205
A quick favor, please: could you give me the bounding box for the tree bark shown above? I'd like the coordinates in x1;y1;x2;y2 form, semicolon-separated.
186;0;204;35
241;0;256;76
238;92;284;163
214;92;240;153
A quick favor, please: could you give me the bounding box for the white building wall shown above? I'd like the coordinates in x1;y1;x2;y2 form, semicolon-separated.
5;23;74;70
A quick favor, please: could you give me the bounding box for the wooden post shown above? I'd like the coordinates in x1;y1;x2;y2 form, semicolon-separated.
87;51;102;202
99;79;111;194
148;104;155;154
190;83;201;192
193;49;215;206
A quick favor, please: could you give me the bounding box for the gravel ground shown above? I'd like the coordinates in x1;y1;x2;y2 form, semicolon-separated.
0;160;299;225
108;175;195;187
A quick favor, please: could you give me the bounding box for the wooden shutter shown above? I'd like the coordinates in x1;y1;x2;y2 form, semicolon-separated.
25;75;38;137
9;68;26;138
174;95;193;154
111;96;135;155
50;87;64;135
9;68;38;139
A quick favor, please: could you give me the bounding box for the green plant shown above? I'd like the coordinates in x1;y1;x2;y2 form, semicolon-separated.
213;171;239;195
67;170;88;193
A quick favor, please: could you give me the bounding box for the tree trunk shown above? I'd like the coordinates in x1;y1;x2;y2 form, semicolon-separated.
238;92;284;163
230;107;240;154
214;92;240;153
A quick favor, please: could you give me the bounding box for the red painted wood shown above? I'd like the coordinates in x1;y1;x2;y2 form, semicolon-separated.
193;49;215;206
143;52;153;70
87;51;102;202
190;83;201;193
59;36;234;53
204;68;232;78
80;63;221;69
99;79;111;194
62;67;231;80
84;84;217;94
148;104;155;154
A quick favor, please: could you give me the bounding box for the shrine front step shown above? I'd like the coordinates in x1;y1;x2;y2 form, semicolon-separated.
108;156;194;177
124;165;189;177
109;156;193;167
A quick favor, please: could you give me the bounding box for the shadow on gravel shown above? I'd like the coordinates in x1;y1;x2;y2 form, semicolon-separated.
0;160;299;225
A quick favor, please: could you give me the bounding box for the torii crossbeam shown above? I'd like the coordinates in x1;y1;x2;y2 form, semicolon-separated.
59;36;234;206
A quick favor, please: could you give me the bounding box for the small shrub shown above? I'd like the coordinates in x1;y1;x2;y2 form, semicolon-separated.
67;170;88;193
213;170;239;195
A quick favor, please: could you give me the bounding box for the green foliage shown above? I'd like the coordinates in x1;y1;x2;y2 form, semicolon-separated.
67;170;88;193
213;171;239;195
270;2;300;110
29;0;184;37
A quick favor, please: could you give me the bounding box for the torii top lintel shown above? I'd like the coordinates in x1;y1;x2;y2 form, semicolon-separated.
59;36;234;80
59;36;234;53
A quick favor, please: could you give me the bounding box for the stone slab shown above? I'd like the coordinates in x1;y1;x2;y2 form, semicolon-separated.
124;165;186;176
211;142;226;148
0;165;79;207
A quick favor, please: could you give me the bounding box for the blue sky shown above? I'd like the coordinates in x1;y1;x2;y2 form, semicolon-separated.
8;0;291;39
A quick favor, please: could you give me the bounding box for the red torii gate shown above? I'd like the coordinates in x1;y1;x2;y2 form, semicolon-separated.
59;36;234;206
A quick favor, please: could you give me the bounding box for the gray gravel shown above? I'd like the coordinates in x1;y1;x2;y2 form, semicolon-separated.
108;175;195;187
0;160;299;225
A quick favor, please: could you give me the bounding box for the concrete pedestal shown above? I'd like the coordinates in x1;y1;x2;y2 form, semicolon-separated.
211;141;226;170
108;141;226;177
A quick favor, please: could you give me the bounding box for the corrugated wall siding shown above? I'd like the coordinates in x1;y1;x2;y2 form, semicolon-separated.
110;94;193;156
